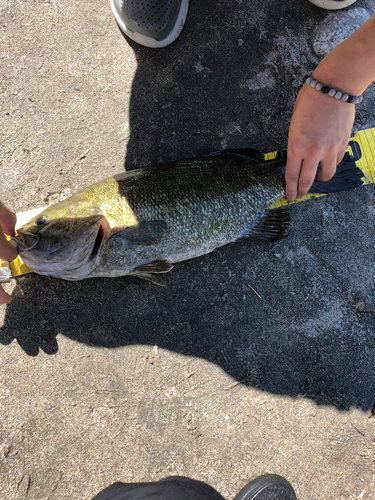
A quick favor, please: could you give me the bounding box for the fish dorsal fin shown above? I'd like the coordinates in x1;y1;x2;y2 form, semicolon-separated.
225;148;266;159
198;149;287;173
115;221;167;248
245;208;290;242
200;148;265;161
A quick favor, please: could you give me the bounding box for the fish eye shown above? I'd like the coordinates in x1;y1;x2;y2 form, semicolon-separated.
36;215;47;225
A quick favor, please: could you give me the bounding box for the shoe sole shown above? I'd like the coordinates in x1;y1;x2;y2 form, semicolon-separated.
308;0;358;9
232;474;297;500
110;0;189;48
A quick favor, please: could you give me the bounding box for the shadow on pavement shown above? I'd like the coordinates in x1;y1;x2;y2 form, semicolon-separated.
123;0;319;170
2;210;375;415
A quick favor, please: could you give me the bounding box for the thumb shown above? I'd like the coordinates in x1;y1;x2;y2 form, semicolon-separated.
0;225;18;262
0;285;12;305
0;201;17;236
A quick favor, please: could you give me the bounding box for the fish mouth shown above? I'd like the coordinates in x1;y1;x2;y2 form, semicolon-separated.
9;215;111;280
11;231;39;252
89;223;106;261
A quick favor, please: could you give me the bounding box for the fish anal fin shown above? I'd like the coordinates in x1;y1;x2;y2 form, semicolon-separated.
244;208;290;242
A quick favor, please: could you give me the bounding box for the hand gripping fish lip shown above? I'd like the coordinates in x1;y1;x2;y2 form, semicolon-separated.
12;231;39;252
11;213;109;279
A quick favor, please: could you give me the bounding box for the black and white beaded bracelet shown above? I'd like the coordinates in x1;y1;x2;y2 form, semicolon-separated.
305;76;363;104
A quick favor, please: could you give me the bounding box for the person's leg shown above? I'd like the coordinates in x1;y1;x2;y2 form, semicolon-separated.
91;476;226;500
308;0;357;9
110;0;189;48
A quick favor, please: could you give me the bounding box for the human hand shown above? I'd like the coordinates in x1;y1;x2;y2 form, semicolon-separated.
0;201;17;304
286;83;355;202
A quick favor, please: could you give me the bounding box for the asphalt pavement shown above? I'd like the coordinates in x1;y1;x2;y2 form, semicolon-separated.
1;0;375;498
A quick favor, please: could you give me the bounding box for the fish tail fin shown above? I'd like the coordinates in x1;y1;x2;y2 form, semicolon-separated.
308;153;363;194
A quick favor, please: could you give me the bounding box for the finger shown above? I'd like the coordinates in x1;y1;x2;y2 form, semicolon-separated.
316;154;338;183
0;284;12;305
296;157;320;199
336;149;347;166
0;225;17;262
285;152;303;202
0;201;16;236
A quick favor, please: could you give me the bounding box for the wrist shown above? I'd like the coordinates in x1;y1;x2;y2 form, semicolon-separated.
312;13;375;96
311;67;366;97
306;74;363;105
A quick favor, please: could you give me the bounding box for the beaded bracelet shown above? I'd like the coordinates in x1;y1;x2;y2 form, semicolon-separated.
305;76;363;104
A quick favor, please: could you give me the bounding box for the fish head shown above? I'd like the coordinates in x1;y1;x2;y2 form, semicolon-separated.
12;198;110;279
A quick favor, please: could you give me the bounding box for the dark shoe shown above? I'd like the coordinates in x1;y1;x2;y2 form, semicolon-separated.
233;474;297;500
308;0;357;9
110;0;189;48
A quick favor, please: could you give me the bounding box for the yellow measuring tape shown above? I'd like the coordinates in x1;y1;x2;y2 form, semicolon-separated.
1;207;48;280
269;127;375;209
2;126;375;280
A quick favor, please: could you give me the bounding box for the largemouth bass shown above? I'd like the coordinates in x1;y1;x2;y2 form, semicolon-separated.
11;150;363;284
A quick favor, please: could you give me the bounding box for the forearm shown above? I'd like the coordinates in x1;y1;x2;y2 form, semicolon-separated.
0;201;17;305
312;13;375;96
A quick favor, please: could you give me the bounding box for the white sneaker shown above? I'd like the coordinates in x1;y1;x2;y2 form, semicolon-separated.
110;0;189;48
308;0;358;9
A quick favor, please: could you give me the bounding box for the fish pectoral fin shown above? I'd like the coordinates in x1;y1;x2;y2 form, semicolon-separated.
117;221;168;247
245;208;290;242
133;258;174;274
128;271;167;287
